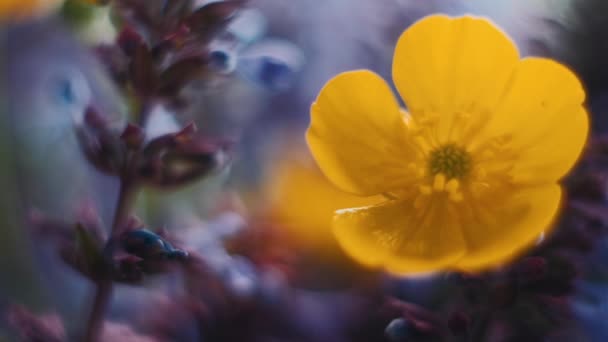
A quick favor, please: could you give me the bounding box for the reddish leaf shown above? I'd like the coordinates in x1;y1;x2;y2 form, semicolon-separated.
158;56;208;97
129;43;159;96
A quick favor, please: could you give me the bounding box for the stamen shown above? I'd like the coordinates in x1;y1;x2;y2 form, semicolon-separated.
445;179;460;193
433;173;446;191
428;143;472;179
445;179;463;202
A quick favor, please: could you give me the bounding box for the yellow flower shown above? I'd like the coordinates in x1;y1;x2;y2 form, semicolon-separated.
306;15;589;274
0;0;64;20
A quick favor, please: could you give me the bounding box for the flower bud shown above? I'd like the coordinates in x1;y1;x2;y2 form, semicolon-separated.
158;56;208;97
120;123;145;150
137;123;231;188
121;229;189;262
75;107;127;175
117;26;144;57
385;318;410;342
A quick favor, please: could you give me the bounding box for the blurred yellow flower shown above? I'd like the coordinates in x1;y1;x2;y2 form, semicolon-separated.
0;0;110;22
267;147;379;254
0;0;64;20
307;15;589;274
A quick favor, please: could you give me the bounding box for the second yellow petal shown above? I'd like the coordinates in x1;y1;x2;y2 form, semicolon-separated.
456;184;562;271
473;58;589;185
392;15;520;143
307;70;414;196
333;199;467;275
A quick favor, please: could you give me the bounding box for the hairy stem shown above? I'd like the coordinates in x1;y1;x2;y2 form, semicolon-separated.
83;177;139;341
111;178;138;236
84;281;113;342
83;100;149;342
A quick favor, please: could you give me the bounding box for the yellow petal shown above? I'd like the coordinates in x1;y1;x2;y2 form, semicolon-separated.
333;199;467;274
392;15;519;142
307;70;414;196
456;184;561;271
475;58;588;184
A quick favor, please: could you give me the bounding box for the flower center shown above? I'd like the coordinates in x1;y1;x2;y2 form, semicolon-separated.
428;143;471;179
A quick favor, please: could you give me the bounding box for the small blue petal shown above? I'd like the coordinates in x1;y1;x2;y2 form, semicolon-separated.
238;56;293;91
209;49;238;73
237;39;304;91
208;38;239;74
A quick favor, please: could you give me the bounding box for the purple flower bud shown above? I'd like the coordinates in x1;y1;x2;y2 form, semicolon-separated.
120;123;145;150
113;254;145;283
117;26;144;57
158;56;208;97
75;107;127;175
137;123;231;188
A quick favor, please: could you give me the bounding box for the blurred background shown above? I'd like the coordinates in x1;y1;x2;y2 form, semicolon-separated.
2;0;608;341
